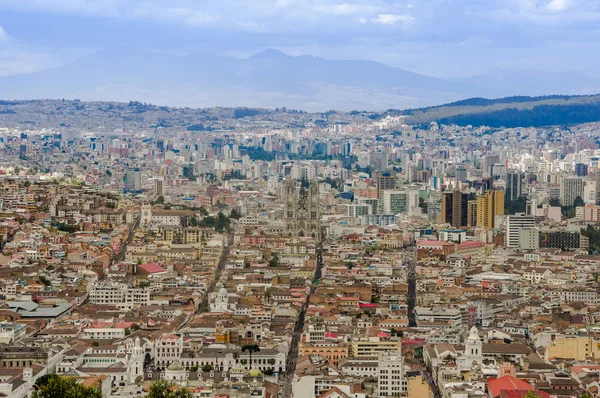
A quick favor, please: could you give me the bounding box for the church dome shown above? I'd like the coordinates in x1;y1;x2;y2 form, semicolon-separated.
248;367;262;377
167;362;184;371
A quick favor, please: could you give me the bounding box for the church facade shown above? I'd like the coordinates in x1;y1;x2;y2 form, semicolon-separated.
284;179;322;242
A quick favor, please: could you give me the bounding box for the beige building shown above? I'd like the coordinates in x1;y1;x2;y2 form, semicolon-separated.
546;335;600;361
350;337;402;357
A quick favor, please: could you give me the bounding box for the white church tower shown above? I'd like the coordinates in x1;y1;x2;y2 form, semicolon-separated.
141;204;152;226
128;337;145;383
464;326;483;367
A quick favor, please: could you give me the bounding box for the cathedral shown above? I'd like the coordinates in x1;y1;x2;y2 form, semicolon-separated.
284;179;322;242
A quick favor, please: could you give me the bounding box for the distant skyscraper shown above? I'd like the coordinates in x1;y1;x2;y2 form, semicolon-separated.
505;171;523;202
467;200;478;227
560;176;584;206
506;214;536;248
476;190;505;229
455;165;467;183
595;172;600;206
442;190;468;228
375;172;396;213
383;190;408;214
370;152;389;171
154;178;166;196
575;163;588;177
124;168;142;193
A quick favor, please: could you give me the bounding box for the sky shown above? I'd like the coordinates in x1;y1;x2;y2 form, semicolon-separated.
0;0;599;78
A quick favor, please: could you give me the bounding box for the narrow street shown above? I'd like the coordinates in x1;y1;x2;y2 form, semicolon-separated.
279;246;323;398
114;215;140;264
199;229;233;313
407;250;416;327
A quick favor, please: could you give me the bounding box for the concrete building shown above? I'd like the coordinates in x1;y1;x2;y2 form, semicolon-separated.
505;171;523;202
560;176;584;206
506;214;535;248
377;353;406;397
518;229;539;250
476;190;505;229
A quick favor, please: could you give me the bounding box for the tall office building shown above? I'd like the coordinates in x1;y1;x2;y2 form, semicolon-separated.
506;214;536;248
442;190;468;228
124;168;142;193
347;204;371;217
560;176;584;206
376;172;397;213
370;152;389;171
575;163;588;177
596;172;600;205
476;190;505;229
505;171;523;202
154;177;166;196
455;165;467;183
467;200;478;227
482;154;500;177
358;198;378;215
383;190;408;214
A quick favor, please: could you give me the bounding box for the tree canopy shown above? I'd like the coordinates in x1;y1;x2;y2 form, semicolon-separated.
147;379;193;398
32;374;102;398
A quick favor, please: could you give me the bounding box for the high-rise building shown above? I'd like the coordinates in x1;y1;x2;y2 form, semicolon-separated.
358;198;378;215
377;353;406;397
153;178;166;196
482;154;500;177
442;190;468;228
467;200;478;227
370;152;389;171
476;190;505;229
596;172;600;205
506;214;535;248
124;168;142;193
383;190;408;214
505;171;523;202
455;165;467;182
347;204;371;217
560;176;584;206
376;172;397;213
575;163;588;177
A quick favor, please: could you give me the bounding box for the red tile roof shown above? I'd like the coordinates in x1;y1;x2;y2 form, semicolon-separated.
488;376;533;398
138;262;166;273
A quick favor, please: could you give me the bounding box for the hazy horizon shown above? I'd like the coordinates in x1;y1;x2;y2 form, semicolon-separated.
1;0;600;79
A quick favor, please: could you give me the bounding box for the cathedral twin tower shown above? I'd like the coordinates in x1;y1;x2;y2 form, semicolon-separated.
284;179;322;242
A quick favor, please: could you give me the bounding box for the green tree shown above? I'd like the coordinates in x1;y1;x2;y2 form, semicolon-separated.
147;379;193;398
268;254;280;267
201;364;214;372
242;344;260;369
32;374;102;398
230;209;241;219
574;196;585;207
156;195;165;204
523;392;542;398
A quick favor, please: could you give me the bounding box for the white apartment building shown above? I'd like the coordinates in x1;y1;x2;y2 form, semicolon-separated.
89;282;150;309
377;353;407;397
506;214;535;248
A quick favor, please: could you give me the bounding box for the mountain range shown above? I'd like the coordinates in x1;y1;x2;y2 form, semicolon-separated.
1;48;599;111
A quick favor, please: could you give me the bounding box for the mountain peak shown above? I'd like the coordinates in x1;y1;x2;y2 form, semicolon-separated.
250;48;289;59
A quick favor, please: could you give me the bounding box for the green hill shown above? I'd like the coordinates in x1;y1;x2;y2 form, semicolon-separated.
378;94;600;128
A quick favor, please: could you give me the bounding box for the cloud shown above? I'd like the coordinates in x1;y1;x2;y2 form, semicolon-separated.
0;26;8;41
545;0;572;12
312;3;366;16
373;14;414;25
